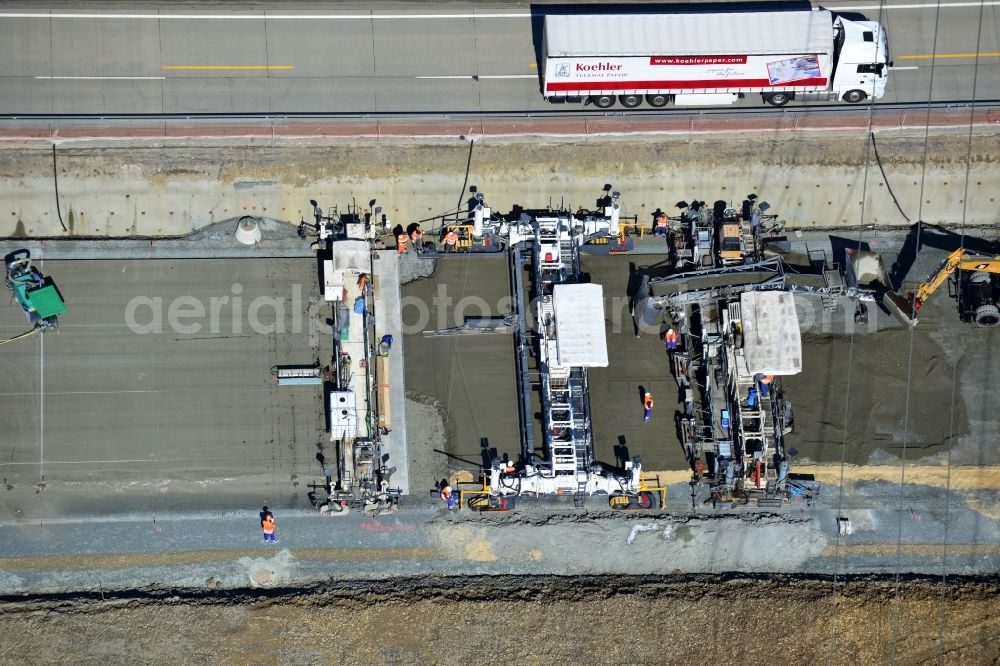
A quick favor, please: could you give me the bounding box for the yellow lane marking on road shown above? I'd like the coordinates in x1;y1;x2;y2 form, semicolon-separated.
161;65;294;70
0;547;437;572
897;52;1000;59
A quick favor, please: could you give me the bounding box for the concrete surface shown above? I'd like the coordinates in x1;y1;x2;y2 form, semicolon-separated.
0;258;329;502
0;477;998;594
371;249;410;493
401;253;519;492
3;131;1000;239
581;253;689;472
0;1;998;113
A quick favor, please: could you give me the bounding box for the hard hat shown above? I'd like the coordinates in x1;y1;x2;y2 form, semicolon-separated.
667;328;674;333
645;392;652;397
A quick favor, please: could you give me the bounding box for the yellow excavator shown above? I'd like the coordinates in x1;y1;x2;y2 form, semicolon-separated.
886;247;1000;327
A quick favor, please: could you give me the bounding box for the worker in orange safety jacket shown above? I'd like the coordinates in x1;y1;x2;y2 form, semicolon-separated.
654;212;669;236
262;513;277;543
664;328;679;352
409;224;424;253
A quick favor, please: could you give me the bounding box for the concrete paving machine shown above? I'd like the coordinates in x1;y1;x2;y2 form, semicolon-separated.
420;189;656;510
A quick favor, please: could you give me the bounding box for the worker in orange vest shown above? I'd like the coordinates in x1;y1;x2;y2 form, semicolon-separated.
262;512;277;543
643;392;654;422
444;228;459;252
409;224;424;253
439;480;458;510
396;232;409;255
664;327;679;352
759;373;774;397
654;212;669;236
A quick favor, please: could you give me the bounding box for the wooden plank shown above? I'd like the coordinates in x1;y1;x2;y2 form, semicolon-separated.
377;354;392;430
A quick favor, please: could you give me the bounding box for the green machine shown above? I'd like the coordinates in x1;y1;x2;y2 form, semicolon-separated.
5;249;66;331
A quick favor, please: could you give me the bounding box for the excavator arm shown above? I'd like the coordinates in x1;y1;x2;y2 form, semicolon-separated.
913;248;968;306
887;247;1000;326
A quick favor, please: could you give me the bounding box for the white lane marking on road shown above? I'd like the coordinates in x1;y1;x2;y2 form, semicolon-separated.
0;456;286;466
0;324;142;328
890;66;921;70
39;311;44;481
1;4;996;18
0;12;531;19
416;75;537;79
0;390;160;396
827;1;1000;8
34;76;165;80
0;388;275;397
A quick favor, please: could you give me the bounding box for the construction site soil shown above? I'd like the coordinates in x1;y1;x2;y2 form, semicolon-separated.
1;575;996;665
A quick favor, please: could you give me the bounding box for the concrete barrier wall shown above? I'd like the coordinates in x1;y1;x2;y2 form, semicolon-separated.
1;130;999;238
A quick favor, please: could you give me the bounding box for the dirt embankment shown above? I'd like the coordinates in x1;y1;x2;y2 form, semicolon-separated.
1;575;996;665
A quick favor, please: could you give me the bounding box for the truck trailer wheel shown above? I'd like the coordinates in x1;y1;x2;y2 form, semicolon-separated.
974;304;1000;327
589;94;616;109
645;93;670;108
618;94;643;108
843;89;868;104
764;92;791;107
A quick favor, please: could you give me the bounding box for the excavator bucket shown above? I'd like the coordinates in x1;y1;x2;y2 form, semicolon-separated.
844;248;918;327
883;290;918;327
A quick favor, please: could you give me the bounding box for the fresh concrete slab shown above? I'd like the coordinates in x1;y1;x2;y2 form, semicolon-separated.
0;258;328;493
372;249;409;493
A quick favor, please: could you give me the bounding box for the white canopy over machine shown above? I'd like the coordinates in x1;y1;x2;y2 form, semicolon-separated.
553;283;609;368
322;240;370;302
740;291;802;375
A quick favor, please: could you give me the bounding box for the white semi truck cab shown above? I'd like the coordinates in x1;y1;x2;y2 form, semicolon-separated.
542;10;891;109
830;17;891;104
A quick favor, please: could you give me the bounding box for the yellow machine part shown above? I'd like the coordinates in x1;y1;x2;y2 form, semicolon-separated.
914;248;1000;306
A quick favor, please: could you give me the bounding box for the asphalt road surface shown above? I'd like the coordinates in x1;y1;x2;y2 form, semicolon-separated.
0;1;999;114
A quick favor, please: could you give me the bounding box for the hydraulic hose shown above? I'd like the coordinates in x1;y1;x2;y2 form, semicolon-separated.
0;328;39;345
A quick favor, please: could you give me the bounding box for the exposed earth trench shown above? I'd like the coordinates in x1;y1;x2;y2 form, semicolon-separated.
0;575;996;665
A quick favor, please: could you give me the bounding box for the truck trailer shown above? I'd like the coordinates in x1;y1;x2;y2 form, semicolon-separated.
542;9;890;108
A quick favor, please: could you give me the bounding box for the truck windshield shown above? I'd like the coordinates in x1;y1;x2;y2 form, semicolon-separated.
856;63;886;76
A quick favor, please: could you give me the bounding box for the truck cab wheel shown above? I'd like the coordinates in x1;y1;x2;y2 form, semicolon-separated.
590;94;617;109
974;304;1000;327
618;94;643;108
843;89;868;104
645;93;670;108
764;92;791;107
